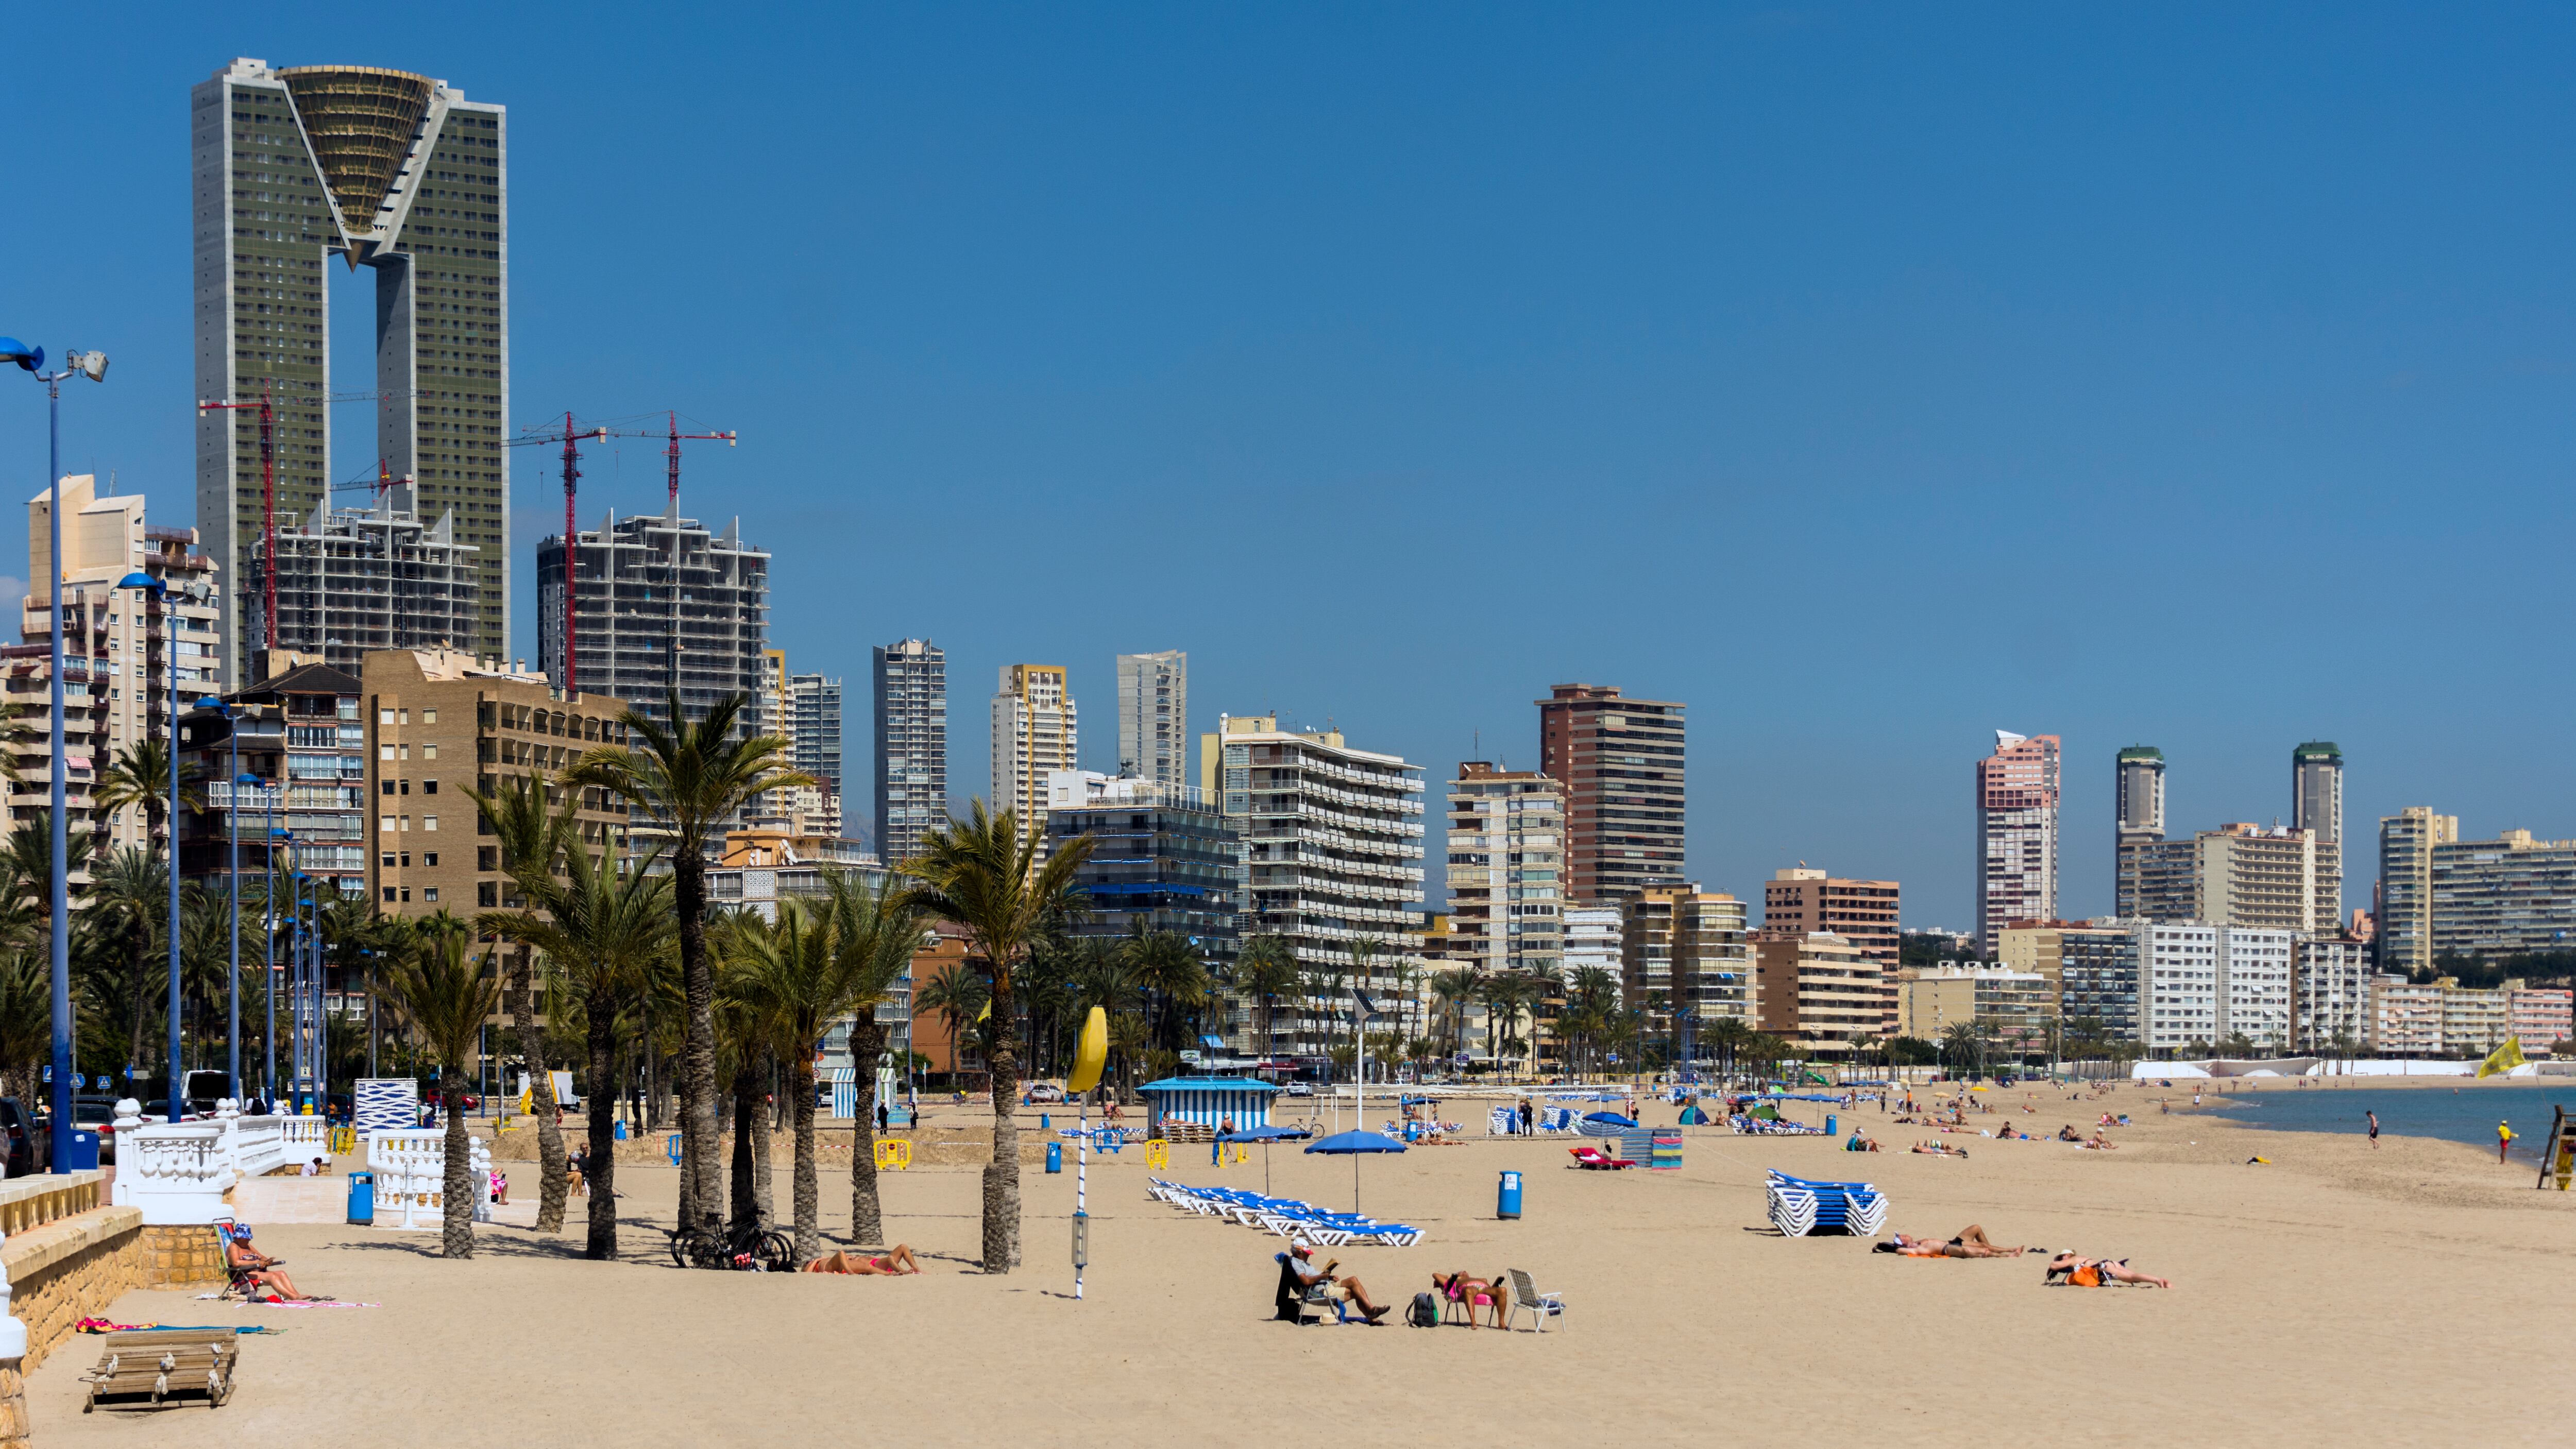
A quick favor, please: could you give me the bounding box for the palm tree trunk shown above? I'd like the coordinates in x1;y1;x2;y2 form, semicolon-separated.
752;1050;775;1230
674;851;719;1233
790;1062;820;1264
441;1069;474;1258
510;944;570;1235
585;1012;619;1260
728;1060;756;1230
983;961;1021;1273
849;1016;884;1246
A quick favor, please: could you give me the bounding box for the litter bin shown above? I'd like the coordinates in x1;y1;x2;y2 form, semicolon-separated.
347;1171;376;1225
1826;1114;1838;1137
1039;1113;1050;1131
1497;1169;1523;1220
1046;1141;1063;1174
613;1119;628;1141
63;1130;98;1172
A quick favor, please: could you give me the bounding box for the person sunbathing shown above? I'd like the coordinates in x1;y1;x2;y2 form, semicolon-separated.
1911;1140;1968;1158
2044;1252;2170;1288
1876;1224;2026;1258
224;1224;310;1300
2084;1134;2119;1150
1432;1272;1509;1328
2057;1126;2084;1142
803;1245;923;1275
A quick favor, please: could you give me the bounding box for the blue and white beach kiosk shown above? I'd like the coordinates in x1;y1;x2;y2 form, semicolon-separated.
1138;1076;1281;1137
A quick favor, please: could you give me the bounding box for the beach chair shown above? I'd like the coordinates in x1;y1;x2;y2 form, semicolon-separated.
81;1328;239;1411
1763;1171;1888;1238
1505;1269;1566;1333
1567;1145;1636;1170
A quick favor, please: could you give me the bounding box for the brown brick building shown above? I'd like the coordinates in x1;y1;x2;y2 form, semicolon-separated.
1535;683;1685;907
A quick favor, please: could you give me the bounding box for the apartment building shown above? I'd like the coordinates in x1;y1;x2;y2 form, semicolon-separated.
1114;651;1188;787
9;475;224;855
536;505;767;738
1751;929;1888;1060
1536;684;1686;906
2363;975;2568;1060
2378;808;2460;974
2511;986;2574;1050
1045;770;1241;974
872;639;946;866
1621;884;1755;1042
2368;974;2445;1057
1205;713;1424;1054
990;664;1077;836
2430;829;2576;959
2195;824;2320;932
1975;730;2060;951
2139;923;2294;1055
2113;745;2165;916
1895;965;2057;1056
1761;867;1900;980
1562;907;1623;999
358;646;632;916
1445;762;1567;983
2293;934;2376;1053
708;826;885;923
251;482;480;677
2441;982;2516;1059
2054;924;2145;1043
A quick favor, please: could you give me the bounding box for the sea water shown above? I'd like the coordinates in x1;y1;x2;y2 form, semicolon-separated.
2208;1080;2575;1161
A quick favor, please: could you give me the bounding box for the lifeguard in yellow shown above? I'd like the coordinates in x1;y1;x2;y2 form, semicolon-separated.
2498;1120;2515;1164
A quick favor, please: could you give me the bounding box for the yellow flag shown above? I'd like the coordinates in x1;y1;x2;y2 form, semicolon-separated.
2478;1036;2527;1080
977;999;991;1022
1066;1007;1109;1095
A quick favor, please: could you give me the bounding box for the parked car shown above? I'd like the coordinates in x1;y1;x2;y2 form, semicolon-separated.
1024;1083;1064;1104
1282;1082;1314;1098
0;1098;45;1177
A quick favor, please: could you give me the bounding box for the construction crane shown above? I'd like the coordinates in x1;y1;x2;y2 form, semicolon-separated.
508;413;614;693
660;411;737;513
326;458;411;503
197;383;423;652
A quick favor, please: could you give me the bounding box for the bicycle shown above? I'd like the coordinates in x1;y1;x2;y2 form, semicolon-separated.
668;1219;796;1272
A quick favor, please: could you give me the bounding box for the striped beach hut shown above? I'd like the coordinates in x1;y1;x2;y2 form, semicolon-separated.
1138;1077;1280;1136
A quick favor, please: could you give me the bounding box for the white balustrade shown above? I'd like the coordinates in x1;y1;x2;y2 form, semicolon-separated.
363;1129;492;1230
110;1098;350;1225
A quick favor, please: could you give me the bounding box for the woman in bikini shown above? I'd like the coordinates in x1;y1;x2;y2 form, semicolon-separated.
2044;1252;2171;1288
1875;1224;2025;1258
1432;1271;1510;1328
804;1244;925;1275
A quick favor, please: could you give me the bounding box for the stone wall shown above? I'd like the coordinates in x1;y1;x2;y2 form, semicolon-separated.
142;1225;228;1289
2;1207;146;1373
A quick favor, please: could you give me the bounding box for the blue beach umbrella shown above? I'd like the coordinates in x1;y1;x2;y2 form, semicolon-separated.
1221;1124;1308;1192
1303;1129;1407;1214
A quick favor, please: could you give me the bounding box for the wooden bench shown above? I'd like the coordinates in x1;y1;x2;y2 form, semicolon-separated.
80;1328;239;1412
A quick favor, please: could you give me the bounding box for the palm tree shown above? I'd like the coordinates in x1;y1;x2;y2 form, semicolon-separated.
0;950;53;1103
380;933;500;1258
93;737;206;861
1940;1019;1987;1080
1234;935;1299;1067
481;838;677;1260
828;873;924;1250
1124;929;1208;1053
4;811;91;913
897;799;1092;1273
462;771;574;1234
564;690;810;1233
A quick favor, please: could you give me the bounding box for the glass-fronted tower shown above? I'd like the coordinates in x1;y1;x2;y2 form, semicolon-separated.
873;640;947;867
2293;741;2346;928
192;58;509;684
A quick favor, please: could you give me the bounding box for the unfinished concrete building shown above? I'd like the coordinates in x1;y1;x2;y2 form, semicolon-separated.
535;502;769;740
249;481;480;678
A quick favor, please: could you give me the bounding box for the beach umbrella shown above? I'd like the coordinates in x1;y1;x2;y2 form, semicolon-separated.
1303;1129;1407;1213
1221;1124;1306;1194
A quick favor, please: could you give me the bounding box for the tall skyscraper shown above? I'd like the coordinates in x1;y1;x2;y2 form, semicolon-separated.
2377;806;2459;975
1536;683;1687;906
193;58;509;684
872;640;946;865
2113;745;2165;913
790;672;842;794
534;505;768;738
2292;741;2345;928
757;648;789;745
1974;730;2061;952
990;665;1077;833
1115;651;1188;785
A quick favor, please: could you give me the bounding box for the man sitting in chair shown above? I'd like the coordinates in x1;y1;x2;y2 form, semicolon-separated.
1275;1241;1389;1324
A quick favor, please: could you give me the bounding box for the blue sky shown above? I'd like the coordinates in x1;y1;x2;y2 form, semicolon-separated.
7;5;2575;927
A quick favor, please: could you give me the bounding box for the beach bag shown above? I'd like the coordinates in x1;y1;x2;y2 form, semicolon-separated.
1407;1292;1439;1327
2070;1262;2104;1288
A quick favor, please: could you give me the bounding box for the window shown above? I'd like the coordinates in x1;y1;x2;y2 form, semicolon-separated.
381;853;396;867
379;815;394;833
422;887;438;902
423;815;437;831
382;886;397;902
424;852;437;867
381;780;395;796
423;709;437;724
379;709;394;725
379;745;394;761
478;882;497;908
422;743;437;760
398;709;409;725
422;779;437;795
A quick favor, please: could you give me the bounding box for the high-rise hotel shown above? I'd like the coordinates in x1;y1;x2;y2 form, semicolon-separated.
1974;730;2060;952
873;640;947;866
192;58;509;683
1536;683;1686;907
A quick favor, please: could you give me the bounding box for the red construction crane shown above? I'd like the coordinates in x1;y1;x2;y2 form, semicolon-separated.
662;411;737;513
326;458;411;504
509;413;612;693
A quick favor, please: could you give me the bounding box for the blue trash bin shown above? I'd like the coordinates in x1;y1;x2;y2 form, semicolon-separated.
1046;1141;1063;1174
1497;1169;1523;1220
613;1119;628;1141
63;1131;99;1172
347;1171;376;1225
1826;1114;1838;1137
1039;1113;1050;1131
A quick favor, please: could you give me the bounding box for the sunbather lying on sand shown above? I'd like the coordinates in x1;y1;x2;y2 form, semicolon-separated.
1911;1141;1968;1158
2044;1253;2170;1289
2083;1134;2119;1150
1874;1224;2027;1258
803;1245;923;1275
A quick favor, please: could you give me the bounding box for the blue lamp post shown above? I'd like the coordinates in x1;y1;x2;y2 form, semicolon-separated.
200;699;241;1101
116;571;182;1122
5;337;107;1168
267;827;291;1104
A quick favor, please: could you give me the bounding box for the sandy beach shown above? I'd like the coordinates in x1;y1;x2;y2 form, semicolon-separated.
26;1077;2574;1447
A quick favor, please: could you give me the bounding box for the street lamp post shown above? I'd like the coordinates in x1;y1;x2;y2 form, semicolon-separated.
267;826;291;1104
118;571;182;1123
205;706;246;1103
4;338;107;1169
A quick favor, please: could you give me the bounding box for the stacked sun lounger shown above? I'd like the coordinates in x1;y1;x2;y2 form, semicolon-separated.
1730;1114;1827;1136
1144;1179;1424;1246
1764;1170;1888;1238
